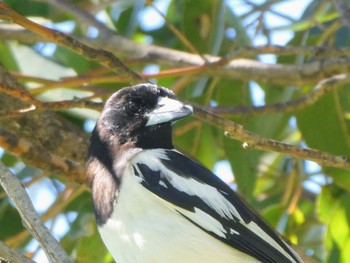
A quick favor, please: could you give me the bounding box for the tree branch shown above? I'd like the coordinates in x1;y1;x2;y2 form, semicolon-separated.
5;185;86;248
0;2;144;85
206;73;350;116
222;44;350;62
0;241;34;263
0;63;87;185
3;25;350;86
193;106;350;171
0;162;73;263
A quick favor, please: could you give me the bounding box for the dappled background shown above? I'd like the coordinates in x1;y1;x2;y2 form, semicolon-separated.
0;0;350;262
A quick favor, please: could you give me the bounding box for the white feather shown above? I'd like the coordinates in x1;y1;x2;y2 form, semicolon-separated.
133;149;301;262
100;149;300;263
99;149;259;263
132;149;243;221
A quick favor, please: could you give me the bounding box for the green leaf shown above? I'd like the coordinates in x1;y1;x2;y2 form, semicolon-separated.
1;152;19;167
214;79;260;198
5;0;50;17
328;193;350;263
53;47;99;74
0;200;24;240
9;43;74;79
174;120;219;170
75;230;111;263
0;42;18;70
317;185;343;223
182;0;224;54
262;204;285;227
5;0;72;21
318;186;350;262
296;92;350;188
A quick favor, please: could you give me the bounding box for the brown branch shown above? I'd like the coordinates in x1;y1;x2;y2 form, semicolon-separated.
79;40;350;86
0;161;73;263
0;2;144;84
4;25;350;59
205;73;350;116
0;63;88;185
0;241;34;263
27;75;124;95
2;24;350;86
222;45;350;62
1;72;104;113
42;99;103;111
193;106;350;171
0;129;86;184
0;25;45;43
26;68;348;117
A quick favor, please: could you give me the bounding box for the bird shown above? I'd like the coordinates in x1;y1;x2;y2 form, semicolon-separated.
86;83;303;263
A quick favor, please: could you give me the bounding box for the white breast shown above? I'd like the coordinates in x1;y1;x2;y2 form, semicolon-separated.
98;150;260;263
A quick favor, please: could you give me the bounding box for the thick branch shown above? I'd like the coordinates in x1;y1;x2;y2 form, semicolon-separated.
0;63;87;185
0;162;73;263
0;241;34;263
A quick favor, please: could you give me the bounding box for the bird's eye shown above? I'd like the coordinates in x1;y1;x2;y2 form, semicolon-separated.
127;101;141;115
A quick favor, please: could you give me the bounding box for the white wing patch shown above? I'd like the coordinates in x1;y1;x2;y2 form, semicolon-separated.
247;221;297;262
132;149;243;221
131;149;301;263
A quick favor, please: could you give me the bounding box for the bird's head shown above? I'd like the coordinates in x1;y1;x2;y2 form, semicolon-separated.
94;83;193;149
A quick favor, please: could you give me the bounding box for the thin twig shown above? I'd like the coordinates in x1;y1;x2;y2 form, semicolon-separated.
193;106;350;171
220;45;350;65
205;73;350;116
42;99;103;111
0;161;73;263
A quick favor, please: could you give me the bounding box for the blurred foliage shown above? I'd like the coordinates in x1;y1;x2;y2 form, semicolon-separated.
0;0;350;262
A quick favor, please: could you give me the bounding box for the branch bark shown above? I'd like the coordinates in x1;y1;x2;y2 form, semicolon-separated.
0;162;73;263
2;25;350;86
206;73;350;116
193;106;350;171
0;2;144;85
0;241;34;263
1;0;350;172
0;63;87;185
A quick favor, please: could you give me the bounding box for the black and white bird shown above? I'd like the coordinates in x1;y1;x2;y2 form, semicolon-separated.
87;83;303;263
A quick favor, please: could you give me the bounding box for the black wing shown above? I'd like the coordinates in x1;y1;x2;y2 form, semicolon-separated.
132;149;302;263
